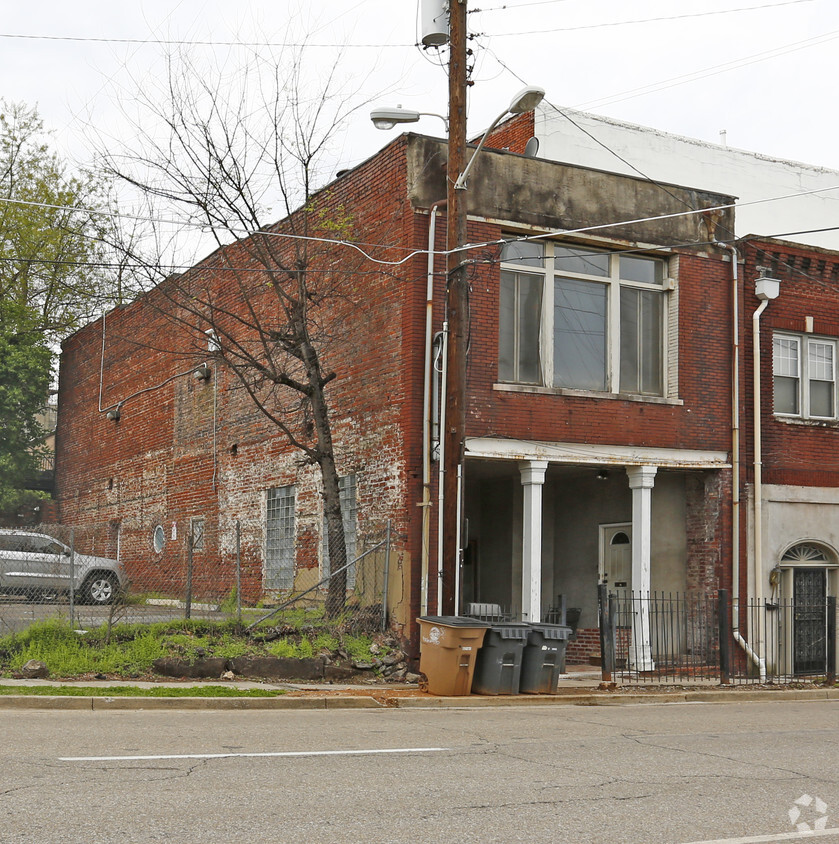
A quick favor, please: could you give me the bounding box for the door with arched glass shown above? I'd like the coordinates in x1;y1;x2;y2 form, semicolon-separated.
781;543;832;675
599;524;632;605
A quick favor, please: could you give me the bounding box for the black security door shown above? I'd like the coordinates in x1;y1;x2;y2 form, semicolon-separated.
793;567;827;674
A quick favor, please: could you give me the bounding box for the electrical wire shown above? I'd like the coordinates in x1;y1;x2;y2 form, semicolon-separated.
4;181;839;269
486;0;816;36
576;27;839;111
0;32;415;49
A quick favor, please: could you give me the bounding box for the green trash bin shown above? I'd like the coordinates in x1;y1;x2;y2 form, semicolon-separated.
417;616;489;696
520;623;572;694
471;623;529;695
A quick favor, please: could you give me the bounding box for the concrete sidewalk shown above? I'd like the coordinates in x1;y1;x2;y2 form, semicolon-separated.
1;664;837;709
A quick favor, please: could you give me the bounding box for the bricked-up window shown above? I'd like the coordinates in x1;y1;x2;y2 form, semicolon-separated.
499;240;667;395
266;485;296;590
322;474;358;590
774;333;837;419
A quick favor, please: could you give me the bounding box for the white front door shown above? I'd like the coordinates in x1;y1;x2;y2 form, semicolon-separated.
599;523;633;603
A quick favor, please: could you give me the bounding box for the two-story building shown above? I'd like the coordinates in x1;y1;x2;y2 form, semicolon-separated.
56;132;738;660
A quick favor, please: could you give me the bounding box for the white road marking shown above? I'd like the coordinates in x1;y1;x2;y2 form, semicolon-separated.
59;746;449;762
683;829;839;843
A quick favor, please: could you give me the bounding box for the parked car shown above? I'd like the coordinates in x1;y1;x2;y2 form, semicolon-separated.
0;530;125;605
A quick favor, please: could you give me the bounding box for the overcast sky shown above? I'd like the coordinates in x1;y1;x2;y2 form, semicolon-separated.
2;0;837;215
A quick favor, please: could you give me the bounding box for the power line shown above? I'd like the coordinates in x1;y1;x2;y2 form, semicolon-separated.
487;0;815;36
0;32;415;49
576;27;839;110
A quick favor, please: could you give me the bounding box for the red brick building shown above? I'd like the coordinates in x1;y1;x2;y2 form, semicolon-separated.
56;132;738;659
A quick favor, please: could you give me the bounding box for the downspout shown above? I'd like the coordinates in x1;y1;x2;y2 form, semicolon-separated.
422;201;446;616
718;242;757;677
717;243;741;618
748;269;780;682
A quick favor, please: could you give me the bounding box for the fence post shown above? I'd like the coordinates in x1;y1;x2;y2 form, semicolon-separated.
69;527;75;630
235;520;242;625
598;583;613;683
828;595;836;685
381;519;391;633
718;589;730;685
185;530;193;620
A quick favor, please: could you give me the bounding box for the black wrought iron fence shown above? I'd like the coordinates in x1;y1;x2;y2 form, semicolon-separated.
599;588;838;685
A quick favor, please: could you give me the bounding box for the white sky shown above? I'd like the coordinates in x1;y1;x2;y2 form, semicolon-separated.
2;0;837;218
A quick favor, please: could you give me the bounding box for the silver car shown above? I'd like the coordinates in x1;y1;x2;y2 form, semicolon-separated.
0;530;126;605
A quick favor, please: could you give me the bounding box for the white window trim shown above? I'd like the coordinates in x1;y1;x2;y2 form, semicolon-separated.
774;332;838;421
500;240;672;398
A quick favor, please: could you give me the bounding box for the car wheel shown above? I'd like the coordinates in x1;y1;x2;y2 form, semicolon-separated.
84;573;119;605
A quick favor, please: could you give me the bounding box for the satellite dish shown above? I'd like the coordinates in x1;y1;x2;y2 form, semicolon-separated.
524;137;540;158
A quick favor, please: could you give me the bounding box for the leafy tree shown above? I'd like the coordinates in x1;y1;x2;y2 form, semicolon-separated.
0;100;127;506
0;331;50;507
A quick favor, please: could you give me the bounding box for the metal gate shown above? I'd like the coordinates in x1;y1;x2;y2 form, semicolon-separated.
793;568;827;675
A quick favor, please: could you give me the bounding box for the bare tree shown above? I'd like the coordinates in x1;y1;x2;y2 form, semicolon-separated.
100;48;381;614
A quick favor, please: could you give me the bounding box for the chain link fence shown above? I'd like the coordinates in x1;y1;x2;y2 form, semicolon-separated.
0;520;391;636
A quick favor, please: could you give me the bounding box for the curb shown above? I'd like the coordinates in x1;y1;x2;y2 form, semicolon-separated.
1;687;838;710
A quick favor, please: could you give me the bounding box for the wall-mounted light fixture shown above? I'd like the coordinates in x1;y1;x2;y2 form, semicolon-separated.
194;364;212;381
596;469;610;481
106;407;121;422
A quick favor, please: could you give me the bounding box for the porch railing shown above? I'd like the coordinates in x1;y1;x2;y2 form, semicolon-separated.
598;588;838;685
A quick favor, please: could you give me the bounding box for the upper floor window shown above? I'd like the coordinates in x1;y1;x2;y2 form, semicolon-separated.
499;240;668;396
773;333;837;419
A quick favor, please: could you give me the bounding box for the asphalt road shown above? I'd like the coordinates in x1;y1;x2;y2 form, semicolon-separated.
3;700;839;843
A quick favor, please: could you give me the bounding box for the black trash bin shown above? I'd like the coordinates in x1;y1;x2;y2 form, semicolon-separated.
471;623;529;695
520;623;572;694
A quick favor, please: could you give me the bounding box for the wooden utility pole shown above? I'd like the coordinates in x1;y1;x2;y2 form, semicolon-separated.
441;0;468;615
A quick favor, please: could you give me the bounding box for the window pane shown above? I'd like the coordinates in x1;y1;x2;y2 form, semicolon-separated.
620;255;664;284
773;336;799;378
620;288;662;394
774;376;799;414
808;341;835;417
554;247;609;277
501;240;545;267
808;341;834;382
266;485;295;590
499;271;542;383
553;277;607;390
499;271;515;381
810;380;834;417
518;274;542;383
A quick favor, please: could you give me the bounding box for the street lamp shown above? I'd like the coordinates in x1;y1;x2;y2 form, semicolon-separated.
370;28;544;618
454;86;545;189
370;106;448;132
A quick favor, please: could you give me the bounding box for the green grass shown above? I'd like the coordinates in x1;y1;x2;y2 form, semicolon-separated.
0;684;286;698
0;616;391;680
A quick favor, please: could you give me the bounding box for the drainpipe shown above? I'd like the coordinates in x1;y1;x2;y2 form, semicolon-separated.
748;269;780;682
717;243;741;618
421;201;446;616
718;242;754;676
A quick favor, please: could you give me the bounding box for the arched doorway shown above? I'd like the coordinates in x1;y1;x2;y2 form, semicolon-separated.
779;542;836;675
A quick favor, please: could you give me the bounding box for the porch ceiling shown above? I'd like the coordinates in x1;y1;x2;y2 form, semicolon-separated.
465;437;730;470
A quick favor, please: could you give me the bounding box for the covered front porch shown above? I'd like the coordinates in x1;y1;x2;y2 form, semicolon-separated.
460;437;730;665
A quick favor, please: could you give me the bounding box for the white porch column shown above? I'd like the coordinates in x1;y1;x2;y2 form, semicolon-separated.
519;460;548;623
626;465;657;672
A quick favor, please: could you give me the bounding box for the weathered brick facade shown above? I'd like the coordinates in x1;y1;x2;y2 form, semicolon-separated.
56;132;745;657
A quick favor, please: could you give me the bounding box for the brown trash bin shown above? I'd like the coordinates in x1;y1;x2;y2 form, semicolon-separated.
417;616;490;695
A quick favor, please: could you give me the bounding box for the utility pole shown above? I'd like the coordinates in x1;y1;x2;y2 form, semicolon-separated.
441;0;468;615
